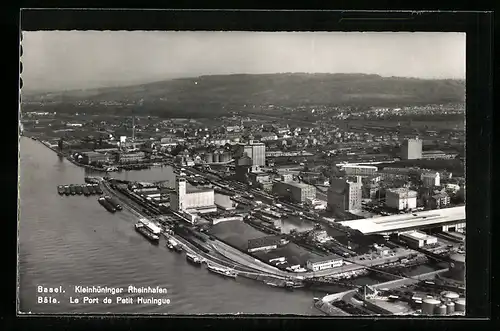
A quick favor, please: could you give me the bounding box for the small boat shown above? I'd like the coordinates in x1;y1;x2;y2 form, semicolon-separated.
64;185;70;195
57;185;65;195
264;281;281;287
206;264;237;279
186;253;203;265
75;185;83;195
167;238;182;252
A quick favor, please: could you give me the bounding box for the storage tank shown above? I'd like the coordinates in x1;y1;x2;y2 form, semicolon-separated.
441;291;460;302
221;152;231;163
204;153;213;164
449;253;466;282
446;302;455;314
213;152;220;163
422;298;441;315
435;304;447;316
455;298;465;312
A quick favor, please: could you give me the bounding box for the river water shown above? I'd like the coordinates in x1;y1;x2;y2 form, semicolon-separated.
17;137;323;315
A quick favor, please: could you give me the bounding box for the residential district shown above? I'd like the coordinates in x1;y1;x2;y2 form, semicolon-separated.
21;104;466;316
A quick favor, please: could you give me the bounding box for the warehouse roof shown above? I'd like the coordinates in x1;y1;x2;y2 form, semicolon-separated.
247;235;282;250
307;254;343;264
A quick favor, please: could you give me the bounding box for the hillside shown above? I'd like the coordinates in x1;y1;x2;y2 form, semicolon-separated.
22;73;465;114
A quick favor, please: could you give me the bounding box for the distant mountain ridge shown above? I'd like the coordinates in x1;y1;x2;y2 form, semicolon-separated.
23;73;465;107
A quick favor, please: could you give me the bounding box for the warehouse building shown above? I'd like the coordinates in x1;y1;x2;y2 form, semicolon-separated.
247;235;284;253
272;181;316;203
421;172;441;187
341;164;378;176
80;151;110;165
306;255;343;272
399;231;438;248
385;188;417;211
327;176;362;212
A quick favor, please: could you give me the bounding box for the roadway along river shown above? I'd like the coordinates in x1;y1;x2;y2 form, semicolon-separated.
18;137;323;315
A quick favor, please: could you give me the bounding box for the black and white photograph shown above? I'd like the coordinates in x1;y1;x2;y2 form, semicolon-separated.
18;30;466;316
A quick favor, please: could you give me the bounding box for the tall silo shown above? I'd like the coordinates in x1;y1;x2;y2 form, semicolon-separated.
455;298;465;312
205;152;213;164
422;298;440;315
213;152;220;163
435;304;447;316
446;302;455;314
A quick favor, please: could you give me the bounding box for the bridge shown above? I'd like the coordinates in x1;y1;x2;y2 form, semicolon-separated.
339;206;465;235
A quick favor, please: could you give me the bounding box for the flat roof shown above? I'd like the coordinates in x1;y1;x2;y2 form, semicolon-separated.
342;165;378;169
278;181;314;189
339;206;465;234
308;254;343;264
400;230;433;240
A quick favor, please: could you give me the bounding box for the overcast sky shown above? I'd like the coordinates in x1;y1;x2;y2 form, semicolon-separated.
21;31;465;92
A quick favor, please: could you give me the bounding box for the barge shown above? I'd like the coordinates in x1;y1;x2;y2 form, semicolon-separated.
57;185;65;195
135;222;160;244
64;185;70;195
87;184;96;195
186;252;203;265
206;264;237;279
104;195;122;210
166;238;182;252
94;184;103;195
69;185;76;195
75;185;83;195
82;185;90;196
98;196;116;213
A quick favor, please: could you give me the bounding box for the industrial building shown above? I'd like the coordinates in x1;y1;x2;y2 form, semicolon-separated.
247;235;283;253
170;177;217;215
115;151;145;164
421;150;458;160
327;176;362;212
80;151;110;165
236;140;266;166
399;231;438;248
421;172;441;187
385;188;417;211
272;181;316;203
306;255;343;271
342;164;378;176
429;192;451;209
401;138;423;160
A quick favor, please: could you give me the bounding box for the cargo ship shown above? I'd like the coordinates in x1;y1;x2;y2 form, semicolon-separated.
57;185;65;195
98;196;116;213
94;184;103;194
87;184;96;195
75;185;83;195
135;222;160;244
104;195;122;210
69;185;76;195
64;185;70;195
186;252;203;265
82;185;90;196
206;264;237;279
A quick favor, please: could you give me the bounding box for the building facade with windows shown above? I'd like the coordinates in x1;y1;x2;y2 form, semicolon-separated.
401;138;423;160
272;181;316;203
385;188;417;210
306;255;343;272
327;176;362;212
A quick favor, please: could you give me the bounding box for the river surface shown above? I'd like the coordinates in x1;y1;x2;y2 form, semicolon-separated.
17;137;324;315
